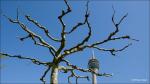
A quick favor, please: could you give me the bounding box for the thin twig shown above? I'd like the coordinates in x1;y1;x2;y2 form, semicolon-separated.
40;66;51;84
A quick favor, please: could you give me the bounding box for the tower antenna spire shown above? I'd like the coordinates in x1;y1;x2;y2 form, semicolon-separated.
92;50;95;59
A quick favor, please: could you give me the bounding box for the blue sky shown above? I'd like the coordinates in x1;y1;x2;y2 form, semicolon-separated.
0;0;149;84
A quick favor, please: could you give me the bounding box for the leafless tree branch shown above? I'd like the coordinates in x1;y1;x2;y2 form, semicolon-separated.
65;1;90;34
60;5;138;58
56;0;72;56
90;43;132;56
25;15;61;42
58;65;89;84
40;66;51;84
59;59;112;83
3;14;57;57
0;52;51;66
0;52;54;84
68;70;89;84
60;1;91;60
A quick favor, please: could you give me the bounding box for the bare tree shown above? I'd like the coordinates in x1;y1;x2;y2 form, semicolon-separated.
0;0;138;84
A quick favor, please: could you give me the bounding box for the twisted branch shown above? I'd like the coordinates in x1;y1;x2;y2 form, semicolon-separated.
61;5;138;58
90;6;137;47
65;1;90;34
61;1;91;59
56;0;72;56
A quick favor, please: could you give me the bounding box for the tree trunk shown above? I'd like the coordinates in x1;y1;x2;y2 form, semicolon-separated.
50;66;58;84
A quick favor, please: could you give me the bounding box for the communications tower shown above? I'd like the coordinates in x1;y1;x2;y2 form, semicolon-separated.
88;51;99;84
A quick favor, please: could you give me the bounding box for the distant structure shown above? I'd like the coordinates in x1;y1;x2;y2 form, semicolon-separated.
88;51;99;84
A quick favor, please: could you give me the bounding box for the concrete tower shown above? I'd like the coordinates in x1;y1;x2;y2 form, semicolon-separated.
88;51;99;84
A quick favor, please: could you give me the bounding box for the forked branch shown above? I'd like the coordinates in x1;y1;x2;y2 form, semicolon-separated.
61;5;138;58
61;1;91;59
3;14;57;57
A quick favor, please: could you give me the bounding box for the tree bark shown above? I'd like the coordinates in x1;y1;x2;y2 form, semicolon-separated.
50;66;59;84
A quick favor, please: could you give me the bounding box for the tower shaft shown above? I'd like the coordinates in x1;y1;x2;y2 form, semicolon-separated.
92;69;98;84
